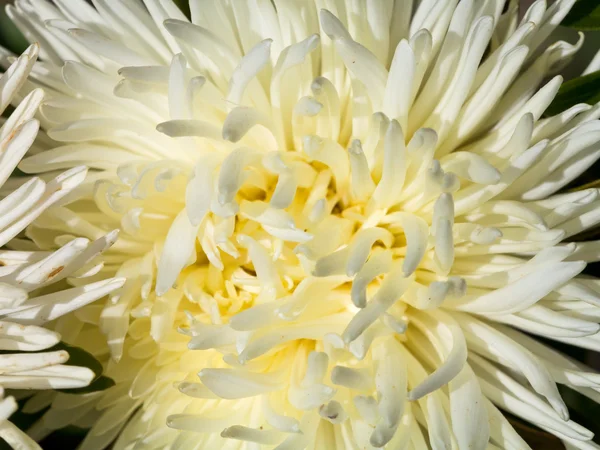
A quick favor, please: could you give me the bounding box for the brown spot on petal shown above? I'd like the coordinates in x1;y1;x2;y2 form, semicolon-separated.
5;128;17;144
48;266;65;278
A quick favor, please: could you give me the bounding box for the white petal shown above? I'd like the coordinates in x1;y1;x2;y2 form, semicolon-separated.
227;39;272;106
0;364;94;389
320;9;387;109
408;312;468;401
373;119;406;209
2;278;126;325
199;368;283;399
156;211;200;296
449;365;489;450
0;350;68;374
455;261;585;315
0;321;60;351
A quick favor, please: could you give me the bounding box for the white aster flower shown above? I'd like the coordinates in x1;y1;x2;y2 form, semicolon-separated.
6;0;600;449
0;44;124;448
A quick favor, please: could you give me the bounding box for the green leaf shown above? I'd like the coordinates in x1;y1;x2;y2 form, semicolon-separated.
0;9;28;54
546;70;600;116
562;0;600;31
173;0;191;19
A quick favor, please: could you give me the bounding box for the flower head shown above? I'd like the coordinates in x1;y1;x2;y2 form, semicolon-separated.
5;0;600;449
